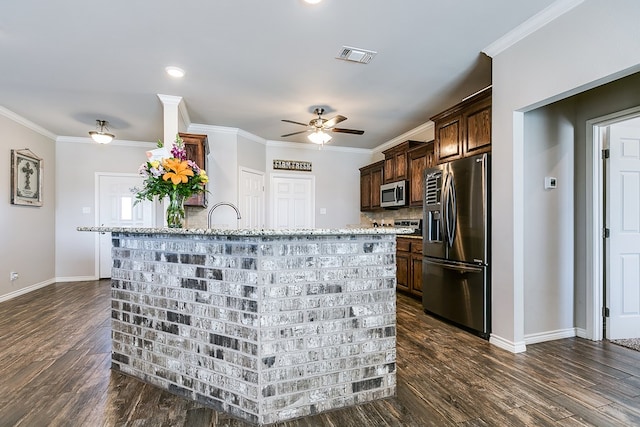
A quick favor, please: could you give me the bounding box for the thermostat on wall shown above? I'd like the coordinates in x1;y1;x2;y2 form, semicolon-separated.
544;176;557;189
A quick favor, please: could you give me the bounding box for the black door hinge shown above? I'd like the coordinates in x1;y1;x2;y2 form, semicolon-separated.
602;307;610;317
602;149;610;159
603;228;610;238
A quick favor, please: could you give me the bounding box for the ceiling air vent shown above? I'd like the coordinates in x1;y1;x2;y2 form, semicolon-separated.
336;46;377;64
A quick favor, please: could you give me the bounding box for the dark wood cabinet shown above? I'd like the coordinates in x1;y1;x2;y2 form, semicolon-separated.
359;160;384;211
382;140;424;184
434;114;463;163
431;88;491;164
396;238;411;293
179;132;209;207
396;237;423;298
408;141;434;206
463;94;492;156
410;244;423;296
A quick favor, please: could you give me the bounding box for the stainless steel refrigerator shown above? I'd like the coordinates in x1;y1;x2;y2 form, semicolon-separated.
422;153;490;338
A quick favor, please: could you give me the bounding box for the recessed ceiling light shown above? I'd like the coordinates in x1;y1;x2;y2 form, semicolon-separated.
165;66;185;78
304;0;322;4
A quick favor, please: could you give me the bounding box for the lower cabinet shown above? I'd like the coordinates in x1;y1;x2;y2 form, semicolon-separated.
396;237;423;298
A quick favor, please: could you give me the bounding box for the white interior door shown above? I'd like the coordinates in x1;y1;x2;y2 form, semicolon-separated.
239;167;265;229
607;122;640;339
270;173;315;229
97;174;155;278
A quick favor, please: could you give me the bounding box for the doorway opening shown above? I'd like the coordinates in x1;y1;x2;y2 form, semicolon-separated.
587;107;640;341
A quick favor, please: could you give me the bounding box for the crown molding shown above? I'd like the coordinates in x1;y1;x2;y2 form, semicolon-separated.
0;106;57;140
188;123;242;136
190;120;431;154
157;94;182;106
157;93;191;131
56;136;156;148
188;123;268;145
373;121;434;153
482;0;584;58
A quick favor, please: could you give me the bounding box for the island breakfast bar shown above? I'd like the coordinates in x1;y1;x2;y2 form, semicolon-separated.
78;227;408;425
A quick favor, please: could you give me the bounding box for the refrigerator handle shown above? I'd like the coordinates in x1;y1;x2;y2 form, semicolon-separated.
443;173;450;247
448;173;457;247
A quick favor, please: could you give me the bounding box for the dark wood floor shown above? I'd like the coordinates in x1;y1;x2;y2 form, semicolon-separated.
1;281;640;426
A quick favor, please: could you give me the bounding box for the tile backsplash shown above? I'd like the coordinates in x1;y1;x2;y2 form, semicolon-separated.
360;207;423;227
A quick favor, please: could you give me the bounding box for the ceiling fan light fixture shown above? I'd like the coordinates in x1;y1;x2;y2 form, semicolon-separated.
308;130;332;145
89;119;115;144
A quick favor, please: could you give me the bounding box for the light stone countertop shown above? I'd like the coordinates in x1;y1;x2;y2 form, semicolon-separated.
77;226;415;237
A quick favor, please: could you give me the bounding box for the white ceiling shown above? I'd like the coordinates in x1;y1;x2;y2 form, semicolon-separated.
0;0;557;149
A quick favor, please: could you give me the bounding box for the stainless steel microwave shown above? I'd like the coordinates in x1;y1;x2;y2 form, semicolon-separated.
380;180;407;208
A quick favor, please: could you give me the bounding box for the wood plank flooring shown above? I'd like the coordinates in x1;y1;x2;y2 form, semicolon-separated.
1;280;640;426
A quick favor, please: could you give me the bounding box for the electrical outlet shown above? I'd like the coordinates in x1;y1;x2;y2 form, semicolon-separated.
10;272;18;281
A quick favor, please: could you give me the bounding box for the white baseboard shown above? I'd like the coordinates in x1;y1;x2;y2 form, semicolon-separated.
524;327;577;345
575;327;588;339
55;275;99;283
489;334;527;353
0;278;56;303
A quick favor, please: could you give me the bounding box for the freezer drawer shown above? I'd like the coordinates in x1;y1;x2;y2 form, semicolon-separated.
422;258;490;338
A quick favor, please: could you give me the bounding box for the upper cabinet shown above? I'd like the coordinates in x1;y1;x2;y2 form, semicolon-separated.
408;141;434;206
179;132;209;207
359;160;384;211
382;140;425;183
431;87;491;164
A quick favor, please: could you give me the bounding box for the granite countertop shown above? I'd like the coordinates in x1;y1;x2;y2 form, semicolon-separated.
77;226;415;237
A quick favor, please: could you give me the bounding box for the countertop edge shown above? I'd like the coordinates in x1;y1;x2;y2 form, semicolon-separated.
77;226;415;236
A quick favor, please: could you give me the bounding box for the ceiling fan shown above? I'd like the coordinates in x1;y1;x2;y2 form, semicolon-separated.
281;108;364;144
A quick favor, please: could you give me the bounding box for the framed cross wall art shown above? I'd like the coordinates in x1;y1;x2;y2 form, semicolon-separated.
11;148;43;206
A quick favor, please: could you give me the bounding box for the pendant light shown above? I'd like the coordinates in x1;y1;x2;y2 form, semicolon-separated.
89;119;115;144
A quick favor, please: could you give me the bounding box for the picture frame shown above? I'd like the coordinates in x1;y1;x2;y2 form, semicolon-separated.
11;148;43;206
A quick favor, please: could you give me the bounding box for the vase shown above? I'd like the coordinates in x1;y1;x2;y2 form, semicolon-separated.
166;192;185;228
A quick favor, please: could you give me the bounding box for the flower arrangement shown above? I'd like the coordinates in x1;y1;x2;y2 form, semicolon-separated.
134;135;208;227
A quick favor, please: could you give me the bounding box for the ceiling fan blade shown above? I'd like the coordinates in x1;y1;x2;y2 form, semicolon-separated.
281;130;310;137
282;119;309;127
331;128;365;135
323;115;347;129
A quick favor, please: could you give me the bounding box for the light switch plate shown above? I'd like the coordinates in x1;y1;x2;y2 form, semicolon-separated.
544;177;557;189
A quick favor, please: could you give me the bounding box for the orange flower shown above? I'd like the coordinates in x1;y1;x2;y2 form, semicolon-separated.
162;158;194;185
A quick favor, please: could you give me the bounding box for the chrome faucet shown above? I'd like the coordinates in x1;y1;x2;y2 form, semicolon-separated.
207;202;241;228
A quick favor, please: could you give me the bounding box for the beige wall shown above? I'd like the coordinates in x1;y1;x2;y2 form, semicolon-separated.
266;144;370;229
0;113;56;301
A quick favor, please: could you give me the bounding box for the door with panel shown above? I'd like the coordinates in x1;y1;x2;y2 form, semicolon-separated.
607;122;640;339
270;174;315;229
239;167;265;229
97;174;155;278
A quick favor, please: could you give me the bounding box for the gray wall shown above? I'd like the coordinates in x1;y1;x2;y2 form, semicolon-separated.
523;100;576;337
0;114;55;300
55;140;151;279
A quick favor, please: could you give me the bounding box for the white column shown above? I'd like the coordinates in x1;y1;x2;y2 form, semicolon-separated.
157;94;183;149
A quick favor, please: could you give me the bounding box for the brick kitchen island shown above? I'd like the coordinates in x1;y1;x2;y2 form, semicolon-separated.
78;227;407;425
